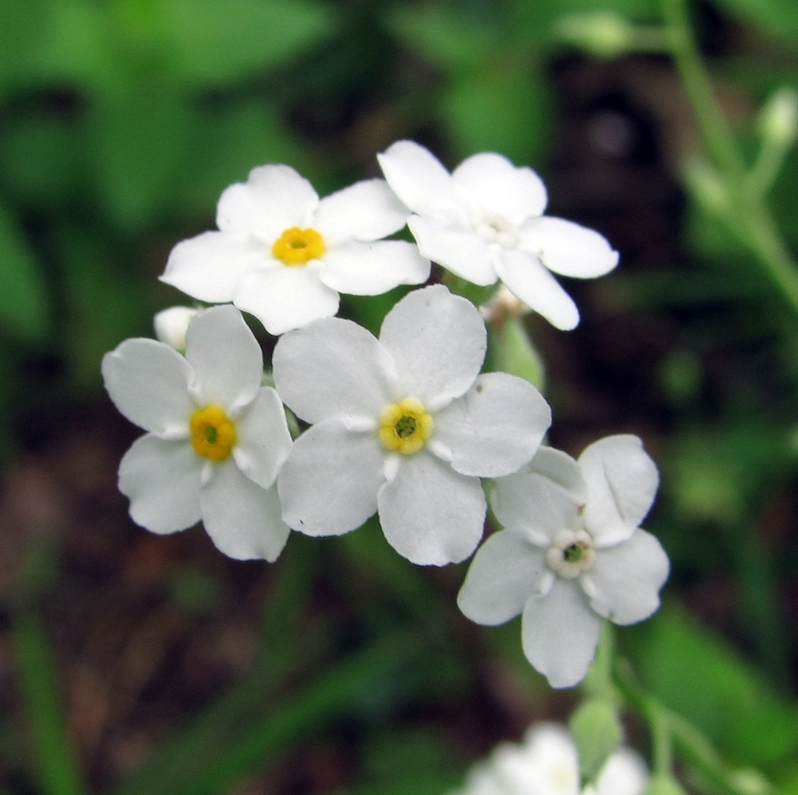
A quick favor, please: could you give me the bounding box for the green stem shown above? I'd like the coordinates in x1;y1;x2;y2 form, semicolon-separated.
12;606;86;795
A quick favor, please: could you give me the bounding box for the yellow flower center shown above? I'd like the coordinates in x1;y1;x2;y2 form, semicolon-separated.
272;227;326;266
379;397;433;455
189;405;237;461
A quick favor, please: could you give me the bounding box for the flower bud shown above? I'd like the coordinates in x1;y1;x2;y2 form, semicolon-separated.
757;87;798;149
569;698;623;784
154;306;198;351
644;774;688;795
556;11;636;58
683;159;731;217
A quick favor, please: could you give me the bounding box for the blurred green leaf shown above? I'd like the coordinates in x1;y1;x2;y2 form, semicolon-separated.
488;316;545;390
631;607;798;767
712;0;798;44
0;205;49;342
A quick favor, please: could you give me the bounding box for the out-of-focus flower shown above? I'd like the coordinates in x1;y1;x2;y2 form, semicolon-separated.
458;436;669;687
273;285;551;565
102;305;292;561
153;306;198;350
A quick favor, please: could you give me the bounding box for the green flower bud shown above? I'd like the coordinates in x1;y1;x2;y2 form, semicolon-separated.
644;774;688;795
757;87;798;149
569;699;623;784
556;11;636;58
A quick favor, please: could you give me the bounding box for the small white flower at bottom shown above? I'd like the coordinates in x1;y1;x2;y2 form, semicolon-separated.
102;305;293;561
457;435;669;688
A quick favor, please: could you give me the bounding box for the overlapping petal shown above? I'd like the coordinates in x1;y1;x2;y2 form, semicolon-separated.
201;460;290;561
118;435;203;534
379;284;487;407
102;339;194;437
278;419;385;537
457;530;547;625
377;451;486;565
528;446;588;504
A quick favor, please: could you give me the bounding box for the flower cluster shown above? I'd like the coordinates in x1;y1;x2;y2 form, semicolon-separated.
451;722;649;795
103;141;668;690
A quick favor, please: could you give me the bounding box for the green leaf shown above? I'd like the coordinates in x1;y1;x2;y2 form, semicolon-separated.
712;0;798;44
488;316;545;390
0;205;48;342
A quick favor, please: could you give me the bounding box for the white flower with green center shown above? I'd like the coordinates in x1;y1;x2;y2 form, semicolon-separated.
377;140;619;330
160;164;430;335
102;305;293;561
452;723;649;795
457;435;669;687
273;285;552;566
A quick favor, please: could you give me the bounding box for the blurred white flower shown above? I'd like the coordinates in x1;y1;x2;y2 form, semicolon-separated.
153;306;198;351
458;436;669;687
102;305;293;561
452;722;648;795
377;140;618;330
273;285;551;565
160;165;430;335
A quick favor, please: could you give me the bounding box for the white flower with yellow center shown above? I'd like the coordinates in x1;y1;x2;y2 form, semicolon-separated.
452;723;649;795
160;164;430;335
457;436;669;688
101;305;293;561
377;140;619;330
272;285;551;566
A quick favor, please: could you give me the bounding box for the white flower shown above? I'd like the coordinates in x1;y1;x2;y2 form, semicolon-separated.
377;140;619;330
273;285;551;566
160;165;430;335
154;306;198;350
457;435;669;687
452;722;649;795
102;305;293;561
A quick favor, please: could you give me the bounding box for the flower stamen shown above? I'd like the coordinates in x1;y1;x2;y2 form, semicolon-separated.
379;397;433;455
546;529;595;579
190;405;237;461
272;227;326;266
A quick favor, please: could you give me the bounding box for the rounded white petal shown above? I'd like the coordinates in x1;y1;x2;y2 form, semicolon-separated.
217;165;319;242
118;435;203;533
457;530;547;625
595;748;649;795
160;231;264;303
277;419;384;536
233;386;293;489
102;339;193;436
200;459;290;561
587;529;669;625
578;435;659;545
494;249;579;331
521;578;603;688
408;215;498;285
377;140;463;219
273;317;395;423
314;179;410;244
503;724;580;795
377;451;486;565
153;306;197;351
184;305;263;411
234;265;340;336
434;372;550;478
379;285;487;406
317;240;430;295
529;446;588;504
452;152;548;222
519;216;619;279
492;467;581;543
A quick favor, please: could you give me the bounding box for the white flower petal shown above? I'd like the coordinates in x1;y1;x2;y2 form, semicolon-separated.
494;249;580;331
377;140;463;219
377;451;486;565
217;165;319;242
314;179;410;244
273;317;395;423
277;419;384;536
184;305;263;411
200;460;290;561
234;265;340;336
587;530;669;625
233;387;292;489
102;339;193;436
492;467;581;542
521;578;603;688
529;446;588;504
153;306;197;351
578;435;659;544
160;231;264;303
317;240;430;295
408;215;497;285
435;372;550;478
457;530;547;625
519;216;619;278
379;285;487;406
596;749;649;795
453;152;548;222
118;435;203;533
